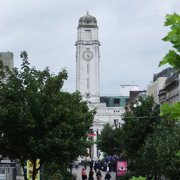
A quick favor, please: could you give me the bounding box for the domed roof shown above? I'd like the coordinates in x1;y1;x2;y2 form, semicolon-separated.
78;11;97;28
79;12;97;22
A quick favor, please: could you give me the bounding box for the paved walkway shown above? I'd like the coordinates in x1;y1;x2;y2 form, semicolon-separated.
71;165;116;180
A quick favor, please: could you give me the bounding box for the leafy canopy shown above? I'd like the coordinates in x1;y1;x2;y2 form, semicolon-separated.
130;177;146;180
159;13;180;68
97;123;123;156
0;51;95;180
122;96;160;160
143;119;180;180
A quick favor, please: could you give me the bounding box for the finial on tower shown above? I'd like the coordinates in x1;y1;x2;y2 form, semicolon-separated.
87;10;89;15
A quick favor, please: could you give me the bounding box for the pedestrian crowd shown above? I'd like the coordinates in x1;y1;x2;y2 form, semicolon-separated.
81;160;112;180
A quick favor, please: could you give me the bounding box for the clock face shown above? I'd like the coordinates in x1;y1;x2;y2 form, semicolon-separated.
82;50;93;61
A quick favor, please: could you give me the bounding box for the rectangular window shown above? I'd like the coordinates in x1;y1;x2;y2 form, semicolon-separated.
85;30;92;40
114;98;120;104
87;64;89;74
126;98;130;103
87;78;89;88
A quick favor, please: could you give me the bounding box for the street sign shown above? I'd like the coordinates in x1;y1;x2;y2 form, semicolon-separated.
117;160;127;176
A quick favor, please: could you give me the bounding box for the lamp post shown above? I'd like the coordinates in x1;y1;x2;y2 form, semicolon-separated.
96;128;99;159
85;92;91;106
114;120;122;128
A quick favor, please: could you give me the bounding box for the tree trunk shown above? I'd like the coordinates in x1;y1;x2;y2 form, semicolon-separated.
32;159;37;180
20;159;28;180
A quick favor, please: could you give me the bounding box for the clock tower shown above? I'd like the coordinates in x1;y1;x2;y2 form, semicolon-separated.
75;12;101;103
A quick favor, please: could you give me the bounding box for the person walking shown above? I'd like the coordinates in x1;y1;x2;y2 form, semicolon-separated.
96;169;102;180
81;168;87;180
90;160;94;170
88;168;94;180
75;161;79;169
105;171;112;180
69;163;73;173
93;161;97;173
84;161;87;170
106;161;110;172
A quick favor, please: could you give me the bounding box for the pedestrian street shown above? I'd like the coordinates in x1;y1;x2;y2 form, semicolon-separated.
71;165;116;180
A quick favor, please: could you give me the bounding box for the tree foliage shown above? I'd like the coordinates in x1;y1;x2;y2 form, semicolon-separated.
120;12;180;180
97;123;123;156
159;13;180;69
122;96;160;161
158;13;180;122
143;118;180;180
130;177;146;180
156;12;180;179
0;51;95;180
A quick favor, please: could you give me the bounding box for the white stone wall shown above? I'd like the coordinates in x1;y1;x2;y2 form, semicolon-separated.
76;14;125;160
0;52;14;70
147;77;167;104
76;26;100;103
120;85;139;96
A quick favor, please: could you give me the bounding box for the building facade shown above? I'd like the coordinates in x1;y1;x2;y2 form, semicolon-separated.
147;67;179;106
120;84;139;96
0;52;14;83
100;96;129;107
147;77;167;104
75;13;125;160
0;52;14;70
75;12;100;103
159;71;179;106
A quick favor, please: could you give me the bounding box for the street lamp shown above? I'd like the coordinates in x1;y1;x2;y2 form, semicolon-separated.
85;92;91;105
114;119;122;128
96;128;99;159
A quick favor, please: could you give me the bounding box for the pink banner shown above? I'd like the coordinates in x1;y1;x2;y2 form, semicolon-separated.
117;161;127;176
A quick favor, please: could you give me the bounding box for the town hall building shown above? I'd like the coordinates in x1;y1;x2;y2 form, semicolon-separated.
75;12;125;160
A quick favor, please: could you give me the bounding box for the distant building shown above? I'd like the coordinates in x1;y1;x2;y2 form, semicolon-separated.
100;96;129;107
75;12;125;160
125;90;147;113
153;67;175;82
147;67;179;105
120;84;139;96
0;52;14;70
129;90;147;104
0;52;14;83
159;71;179;106
147;77;167;104
147;67;176;105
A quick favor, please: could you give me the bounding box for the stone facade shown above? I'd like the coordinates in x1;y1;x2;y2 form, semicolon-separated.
75;13;125;160
0;52;14;83
147;67;179;106
75;12;100;103
120;85;139;96
147;77;167;104
159;71;179;106
0;52;14;70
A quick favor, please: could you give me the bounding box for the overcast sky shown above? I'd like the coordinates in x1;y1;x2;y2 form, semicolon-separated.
1;0;179;95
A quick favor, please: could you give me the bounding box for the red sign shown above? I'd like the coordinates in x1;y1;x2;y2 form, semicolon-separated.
117;161;127;176
88;134;96;137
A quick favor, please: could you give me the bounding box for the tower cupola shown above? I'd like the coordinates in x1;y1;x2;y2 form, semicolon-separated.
78;11;97;28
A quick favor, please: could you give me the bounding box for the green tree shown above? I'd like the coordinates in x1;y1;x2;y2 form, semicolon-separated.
97;123;123;156
122;96;159;160
143;118;180;180
132;12;180;180
158;12;180;121
122;96;160;177
159;13;180;69
158;12;180;177
0;51;95;180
